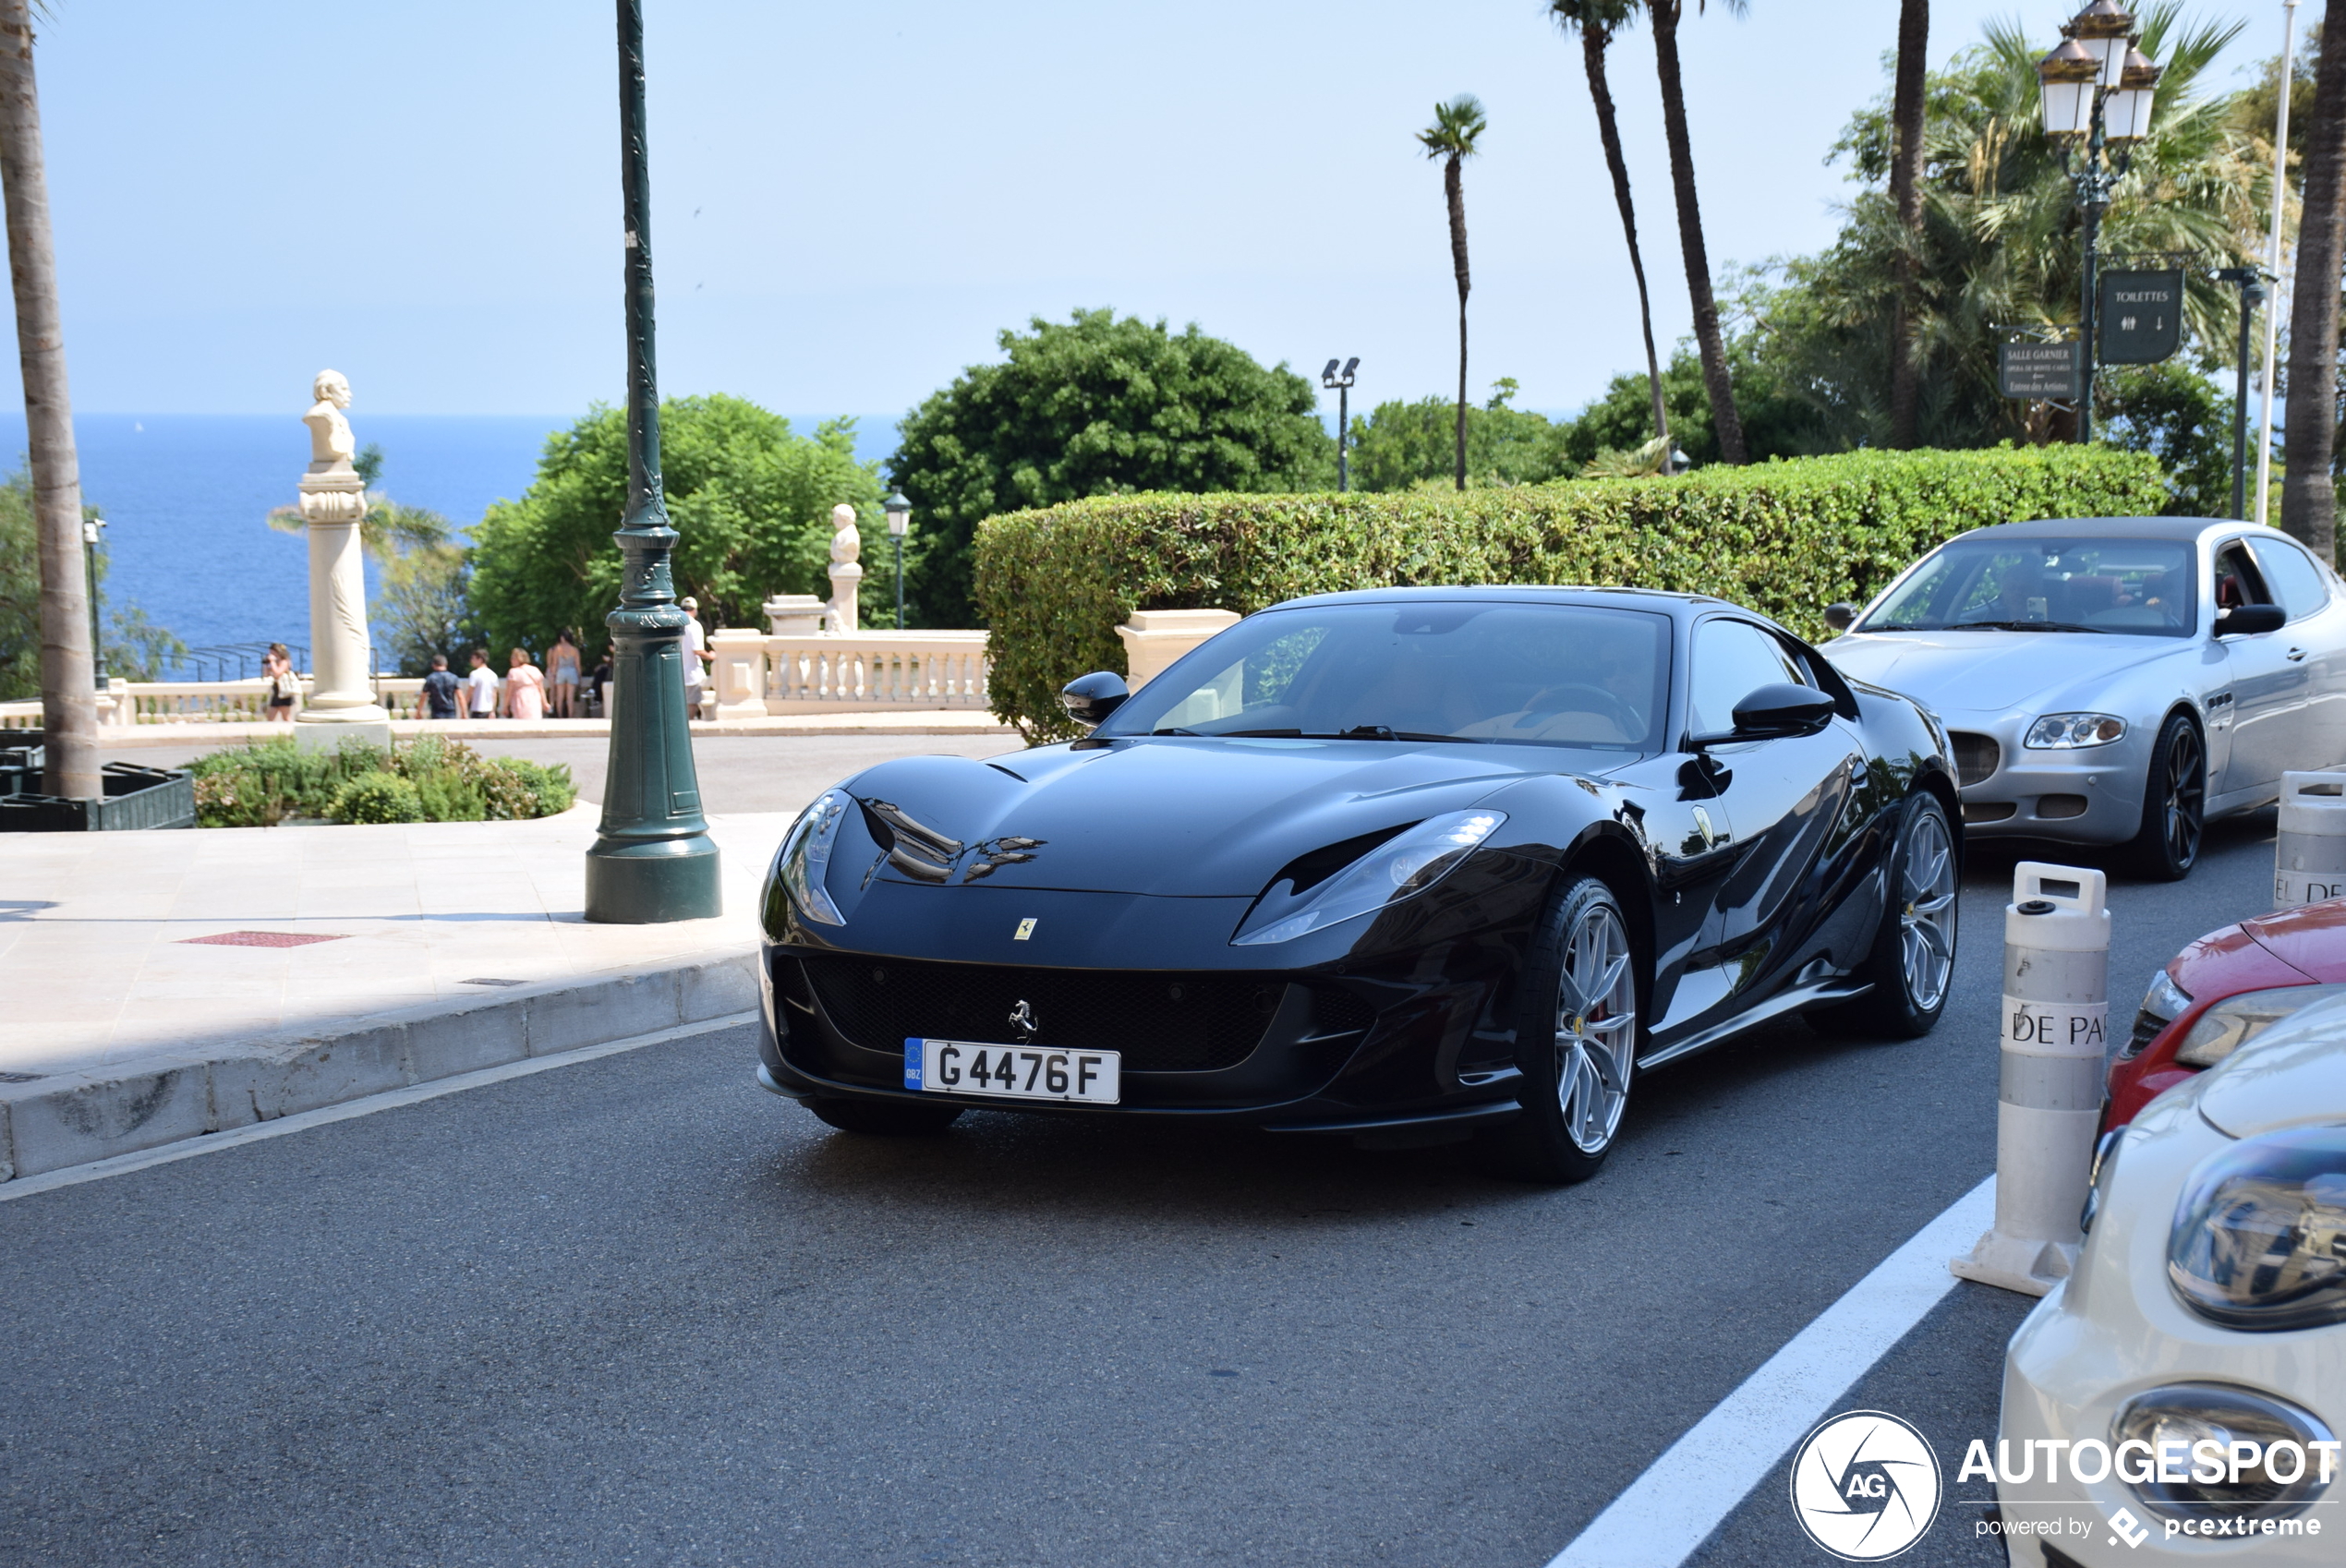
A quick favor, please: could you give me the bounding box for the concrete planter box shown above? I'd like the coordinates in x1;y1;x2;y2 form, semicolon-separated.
0;754;197;832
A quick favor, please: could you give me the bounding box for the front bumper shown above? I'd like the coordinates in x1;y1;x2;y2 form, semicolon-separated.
1947;721;2149;846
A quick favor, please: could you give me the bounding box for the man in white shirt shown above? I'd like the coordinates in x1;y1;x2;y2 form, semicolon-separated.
681;597;710;720
465;647;502;719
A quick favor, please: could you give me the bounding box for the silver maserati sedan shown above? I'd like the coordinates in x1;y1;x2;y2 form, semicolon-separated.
1820;516;2346;880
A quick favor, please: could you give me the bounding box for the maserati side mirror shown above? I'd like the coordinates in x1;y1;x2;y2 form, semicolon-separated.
1822;602;1856;632
2215;604;2286;637
1058;670;1130;729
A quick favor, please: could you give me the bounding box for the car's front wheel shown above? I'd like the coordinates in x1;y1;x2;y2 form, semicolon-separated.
1492;874;1639;1185
1810;790;1957;1040
807;1096;963;1136
2123;712;2205;882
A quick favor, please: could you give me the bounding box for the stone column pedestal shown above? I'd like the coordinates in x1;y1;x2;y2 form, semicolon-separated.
1116;609;1242;689
709;627;768;720
826;562;864;635
295;465;391;747
762;594;826;636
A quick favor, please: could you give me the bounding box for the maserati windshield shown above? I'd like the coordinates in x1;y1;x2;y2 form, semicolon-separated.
1098;602;1673;753
1857;537;2196;637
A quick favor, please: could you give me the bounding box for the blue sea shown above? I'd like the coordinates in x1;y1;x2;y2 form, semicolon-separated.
0;412;898;672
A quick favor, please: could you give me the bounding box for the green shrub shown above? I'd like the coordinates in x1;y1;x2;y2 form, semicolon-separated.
973;444;2169;741
330;771;425;825
491;757;577;816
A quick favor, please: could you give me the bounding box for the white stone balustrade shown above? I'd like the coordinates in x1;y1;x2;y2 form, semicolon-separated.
0;676;427;729
762;632;990;710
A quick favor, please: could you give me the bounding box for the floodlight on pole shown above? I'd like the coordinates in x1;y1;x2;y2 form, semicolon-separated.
1321;356;1359;493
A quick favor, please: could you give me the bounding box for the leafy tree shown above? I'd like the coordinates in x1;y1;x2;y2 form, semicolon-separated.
889;309;1332;626
1554;327;1814;467
1417;95;1489;489
468;395;877;658
1348;380;1574;490
0;466;183;698
2096;360;2237;514
1550;3;1668;445
372;544;478;676
1650;0;1750;463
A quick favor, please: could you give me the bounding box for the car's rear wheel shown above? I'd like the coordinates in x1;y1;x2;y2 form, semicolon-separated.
1810;790;1957;1040
2123;712;2204;882
1491;875;1639;1185
807;1096;963;1136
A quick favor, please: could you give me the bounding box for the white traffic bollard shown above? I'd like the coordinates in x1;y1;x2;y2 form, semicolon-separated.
2274;771;2346;910
1951;862;2110;1297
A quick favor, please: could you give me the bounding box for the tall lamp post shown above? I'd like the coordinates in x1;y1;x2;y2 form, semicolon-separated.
2037;3;2163;444
2215;266;2267;520
584;0;720;924
80;513;103;687
1320;357;1358;491
884;488;911;628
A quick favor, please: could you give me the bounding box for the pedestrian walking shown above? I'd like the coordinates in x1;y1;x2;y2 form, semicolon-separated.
261;644;297;722
418;654;462;720
502;647;547;720
681;596;710;720
588;651;612;718
548;630;582;718
465;647;500;719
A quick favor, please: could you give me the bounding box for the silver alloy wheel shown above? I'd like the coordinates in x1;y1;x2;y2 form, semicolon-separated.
1555;900;1638;1154
1898;806;1957;1012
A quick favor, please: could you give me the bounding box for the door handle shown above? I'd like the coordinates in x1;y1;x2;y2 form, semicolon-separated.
2288;646;2308;662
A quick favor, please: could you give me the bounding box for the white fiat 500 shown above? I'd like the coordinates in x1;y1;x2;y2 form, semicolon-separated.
1995;995;2346;1565
1823;517;2346;881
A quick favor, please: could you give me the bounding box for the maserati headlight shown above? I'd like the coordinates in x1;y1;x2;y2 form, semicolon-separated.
2172;984;2346;1068
1233;810;1505;947
2026;712;2127;748
774;789;851;925
2168;1126;2346;1331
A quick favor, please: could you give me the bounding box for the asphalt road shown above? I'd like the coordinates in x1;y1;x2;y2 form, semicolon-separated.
0;812;2281;1567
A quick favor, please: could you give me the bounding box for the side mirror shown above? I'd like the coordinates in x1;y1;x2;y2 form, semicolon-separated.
1691;682;1838;747
1058;670;1130;729
2215;604;2287;637
1822;602;1856;633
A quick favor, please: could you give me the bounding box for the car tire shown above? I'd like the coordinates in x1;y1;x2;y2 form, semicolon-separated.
806;1096;964;1136
1490;874;1640;1186
1809;791;1958;1041
2122;712;2205;882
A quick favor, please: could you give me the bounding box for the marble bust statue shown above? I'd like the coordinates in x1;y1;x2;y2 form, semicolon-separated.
829;502;861;565
303;369;356;472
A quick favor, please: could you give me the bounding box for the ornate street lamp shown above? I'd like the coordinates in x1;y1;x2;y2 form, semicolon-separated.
2037;3;2163;443
81;513;103;687
1320;357;1359;492
584;0;720;923
884;488;911;628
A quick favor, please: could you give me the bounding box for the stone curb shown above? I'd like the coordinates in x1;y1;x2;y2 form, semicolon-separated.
0;947;757;1183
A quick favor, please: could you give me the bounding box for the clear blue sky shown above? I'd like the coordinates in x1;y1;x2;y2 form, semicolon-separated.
5;0;2290;428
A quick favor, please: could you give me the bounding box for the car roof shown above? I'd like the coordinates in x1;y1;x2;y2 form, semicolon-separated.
1949;515;2242;544
1271;585;1731;618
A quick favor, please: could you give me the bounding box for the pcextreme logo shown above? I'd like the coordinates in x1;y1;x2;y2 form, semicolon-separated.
1789;1410;1944;1562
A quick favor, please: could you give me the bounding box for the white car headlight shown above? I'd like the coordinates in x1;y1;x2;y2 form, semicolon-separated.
2026;712;2127;748
774;789;851;925
2171;984;2346;1068
2111;1383;2338;1524
2167;1126;2346;1332
1233;811;1505;947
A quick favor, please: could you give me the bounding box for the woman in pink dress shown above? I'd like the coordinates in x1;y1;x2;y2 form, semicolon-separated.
502;647;548;720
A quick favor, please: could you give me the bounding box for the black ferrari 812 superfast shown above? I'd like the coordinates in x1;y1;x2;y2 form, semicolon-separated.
755;587;1960;1181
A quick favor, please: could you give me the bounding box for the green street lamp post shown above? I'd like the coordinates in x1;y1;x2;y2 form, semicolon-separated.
884;488;911;628
81;513;103;688
2037;2;2163;444
584;0;720;923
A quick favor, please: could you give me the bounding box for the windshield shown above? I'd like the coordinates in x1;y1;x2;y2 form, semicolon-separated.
1858;537;2196;637
1097;601;1673;753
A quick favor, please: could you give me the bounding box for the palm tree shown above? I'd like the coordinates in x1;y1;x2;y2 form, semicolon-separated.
1550;1;1667;446
0;0;95;799
2284;0;2346;559
1418;94;1488;490
1886;0;1929;449
1649;0;1748;464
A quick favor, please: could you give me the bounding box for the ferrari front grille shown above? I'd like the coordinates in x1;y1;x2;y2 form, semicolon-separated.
795;956;1368;1073
1949;731;2001;788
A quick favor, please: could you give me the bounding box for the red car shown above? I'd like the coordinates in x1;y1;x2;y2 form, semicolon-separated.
2106;897;2346;1128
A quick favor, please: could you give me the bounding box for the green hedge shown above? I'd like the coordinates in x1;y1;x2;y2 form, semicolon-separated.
973;445;2169;741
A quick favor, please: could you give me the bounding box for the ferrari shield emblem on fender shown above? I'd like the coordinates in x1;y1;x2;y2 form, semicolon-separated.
1013;918;1037;941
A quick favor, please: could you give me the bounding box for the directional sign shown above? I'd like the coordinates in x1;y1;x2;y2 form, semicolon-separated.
1999;340;2083;400
2098;270;2184;365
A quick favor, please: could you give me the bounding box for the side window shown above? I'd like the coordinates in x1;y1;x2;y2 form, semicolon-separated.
2213;542;2276;611
2252;539;2330;621
1687;620;1805;735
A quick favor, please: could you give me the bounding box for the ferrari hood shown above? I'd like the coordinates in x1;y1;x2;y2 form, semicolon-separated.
838;737;1597;898
1823;631;2171;714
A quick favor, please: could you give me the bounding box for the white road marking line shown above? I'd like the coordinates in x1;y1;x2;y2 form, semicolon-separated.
1543;1174;2000;1568
0;1011;757;1202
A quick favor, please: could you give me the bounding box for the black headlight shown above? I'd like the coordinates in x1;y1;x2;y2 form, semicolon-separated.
2168;1126;2346;1332
774;790;851;925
